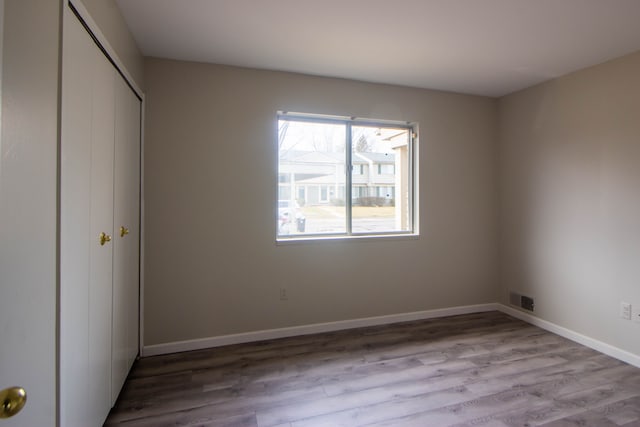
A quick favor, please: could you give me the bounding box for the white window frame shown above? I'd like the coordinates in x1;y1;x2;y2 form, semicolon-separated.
277;112;418;241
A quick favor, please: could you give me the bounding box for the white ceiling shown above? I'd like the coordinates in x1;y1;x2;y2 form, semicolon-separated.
116;0;640;97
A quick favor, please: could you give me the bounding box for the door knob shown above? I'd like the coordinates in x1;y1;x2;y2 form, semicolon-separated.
120;226;130;237
99;232;112;246
0;387;27;419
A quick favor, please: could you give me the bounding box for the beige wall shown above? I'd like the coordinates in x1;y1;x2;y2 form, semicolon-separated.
143;58;499;346
498;51;640;357
77;0;144;88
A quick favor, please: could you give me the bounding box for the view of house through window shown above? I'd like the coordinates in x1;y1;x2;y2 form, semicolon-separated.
278;114;415;238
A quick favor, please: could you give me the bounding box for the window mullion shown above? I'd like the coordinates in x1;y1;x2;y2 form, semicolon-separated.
345;122;352;235
408;130;415;233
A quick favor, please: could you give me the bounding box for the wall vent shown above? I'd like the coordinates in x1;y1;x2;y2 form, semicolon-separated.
509;291;534;312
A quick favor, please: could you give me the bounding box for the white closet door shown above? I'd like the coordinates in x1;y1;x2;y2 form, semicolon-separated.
112;73;141;404
60;8;93;426
88;43;116;424
61;6;116;426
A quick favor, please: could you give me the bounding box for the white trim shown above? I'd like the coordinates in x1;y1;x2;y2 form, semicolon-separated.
141;302;640;369
138;93;145;358
142;303;498;357
276;232;419;245
497;304;640;369
66;0;143;98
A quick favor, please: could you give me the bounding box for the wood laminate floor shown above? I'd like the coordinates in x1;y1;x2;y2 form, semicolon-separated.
104;311;640;427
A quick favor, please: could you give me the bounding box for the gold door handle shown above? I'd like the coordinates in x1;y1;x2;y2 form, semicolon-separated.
0;386;27;419
120;226;130;237
99;232;112;246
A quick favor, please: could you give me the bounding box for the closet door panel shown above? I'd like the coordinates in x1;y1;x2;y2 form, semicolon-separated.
60;8;95;426
88;46;116;423
112;74;141;403
61;6;117;426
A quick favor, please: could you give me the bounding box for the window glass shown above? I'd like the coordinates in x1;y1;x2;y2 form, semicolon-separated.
277;115;415;239
278;120;346;235
352;125;410;233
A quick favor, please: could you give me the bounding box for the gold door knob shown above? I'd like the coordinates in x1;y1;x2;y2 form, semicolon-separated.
120;226;130;237
99;232;112;246
0;386;27;419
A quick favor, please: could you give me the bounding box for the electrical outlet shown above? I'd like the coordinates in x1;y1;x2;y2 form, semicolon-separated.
620;302;632;320
633;305;640;323
279;288;288;301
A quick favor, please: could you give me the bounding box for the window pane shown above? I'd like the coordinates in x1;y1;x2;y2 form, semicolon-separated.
278;119;346;235
351;126;410;233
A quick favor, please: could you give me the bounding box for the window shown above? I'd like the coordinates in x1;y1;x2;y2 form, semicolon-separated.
378;164;395;175
277;113;416;239
319;185;329;202
377;186;395;199
297;186;306;203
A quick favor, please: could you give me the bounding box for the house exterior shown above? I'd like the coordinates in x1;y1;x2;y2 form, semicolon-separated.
278;151;397;206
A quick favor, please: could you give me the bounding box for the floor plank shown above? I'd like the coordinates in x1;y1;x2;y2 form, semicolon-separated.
104;311;640;427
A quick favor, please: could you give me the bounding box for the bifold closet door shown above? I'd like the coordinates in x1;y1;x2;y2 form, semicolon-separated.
60;6;118;427
112;73;141;404
88;55;116;424
61;7;94;425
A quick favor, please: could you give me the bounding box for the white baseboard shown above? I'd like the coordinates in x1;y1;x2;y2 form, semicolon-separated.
142;303;498;357
142;302;640;369
497;304;640;369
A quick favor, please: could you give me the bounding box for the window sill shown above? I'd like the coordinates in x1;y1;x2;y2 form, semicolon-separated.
276;233;419;245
